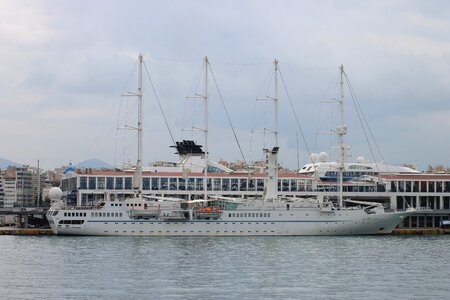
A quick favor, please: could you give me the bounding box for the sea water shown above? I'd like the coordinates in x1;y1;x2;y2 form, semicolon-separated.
0;235;449;299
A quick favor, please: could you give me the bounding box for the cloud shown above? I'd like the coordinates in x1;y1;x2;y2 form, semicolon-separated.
1;0;450;171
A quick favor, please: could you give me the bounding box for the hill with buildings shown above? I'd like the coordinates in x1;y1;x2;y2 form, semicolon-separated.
0;157;21;169
75;159;113;169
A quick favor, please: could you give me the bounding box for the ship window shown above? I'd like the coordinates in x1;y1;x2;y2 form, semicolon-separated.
228;213;231;217
64;212;67;217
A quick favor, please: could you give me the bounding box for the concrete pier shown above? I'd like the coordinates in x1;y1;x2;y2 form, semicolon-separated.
392;228;450;235
0;227;53;235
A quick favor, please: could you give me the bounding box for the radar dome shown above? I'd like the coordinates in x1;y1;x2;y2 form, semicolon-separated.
356;156;366;164
318;152;328;162
49;187;63;201
310;153;319;163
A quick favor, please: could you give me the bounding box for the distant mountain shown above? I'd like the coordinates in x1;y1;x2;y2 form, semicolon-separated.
75;159;113;169
0;157;21;169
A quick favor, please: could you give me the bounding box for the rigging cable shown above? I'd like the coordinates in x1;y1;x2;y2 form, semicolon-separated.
207;60;248;165
114;62;137;168
344;72;383;175
143;60;176;146
250;65;274;162
278;66;316;173
344;71;411;207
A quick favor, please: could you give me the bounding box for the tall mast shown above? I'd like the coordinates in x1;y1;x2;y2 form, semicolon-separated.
134;54;144;195
37;159;40;208
203;56;209;200
274;59;279;148
263;59;280;201
337;64;345;209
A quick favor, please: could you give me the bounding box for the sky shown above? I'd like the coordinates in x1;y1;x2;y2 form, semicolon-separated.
1;0;450;171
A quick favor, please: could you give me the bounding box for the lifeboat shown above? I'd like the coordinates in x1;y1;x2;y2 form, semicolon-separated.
195;206;222;220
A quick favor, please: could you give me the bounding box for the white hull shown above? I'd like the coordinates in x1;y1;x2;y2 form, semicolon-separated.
47;208;411;236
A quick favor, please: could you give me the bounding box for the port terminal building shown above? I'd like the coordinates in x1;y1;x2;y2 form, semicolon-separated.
61;169;450;229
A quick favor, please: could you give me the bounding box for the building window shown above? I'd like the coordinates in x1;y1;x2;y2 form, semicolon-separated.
240;179;247;191
143;178;150;190
420;181;427;193
79;177;87;189
222;178;230;191
161;178;168;190
125;177;132;190
170;178;177;190
97;177;105;189
151;178;159;190
88;177;96;190
115;178;123;190
445;182;450;193
257;179;264;192
213;178;221;191
391;181;397;192
436;182;443;193
106;177;114;189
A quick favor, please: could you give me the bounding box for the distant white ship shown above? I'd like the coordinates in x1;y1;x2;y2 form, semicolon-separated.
299;153;419;182
46;56;414;236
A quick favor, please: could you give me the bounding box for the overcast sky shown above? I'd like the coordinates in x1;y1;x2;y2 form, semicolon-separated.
1;0;450;171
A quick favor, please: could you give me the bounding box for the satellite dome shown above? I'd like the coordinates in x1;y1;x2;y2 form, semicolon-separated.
310;153;319;163
49;187;63;201
318;152;328;162
356;156;366;164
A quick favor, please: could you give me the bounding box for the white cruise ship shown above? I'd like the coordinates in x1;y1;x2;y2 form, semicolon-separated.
47;146;414;236
46;56;415;236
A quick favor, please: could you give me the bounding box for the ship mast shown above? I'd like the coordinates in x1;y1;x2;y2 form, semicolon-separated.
274;59;279;148
123;53;143;197
263;59;279;201
337;64;346;209
203;56;209;200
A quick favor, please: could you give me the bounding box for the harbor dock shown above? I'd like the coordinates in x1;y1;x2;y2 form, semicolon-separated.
0;227;53;235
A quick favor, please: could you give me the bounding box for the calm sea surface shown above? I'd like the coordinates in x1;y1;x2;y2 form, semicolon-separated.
0;235;449;299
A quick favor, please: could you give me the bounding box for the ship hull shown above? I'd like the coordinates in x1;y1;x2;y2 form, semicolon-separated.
48;208;411;236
